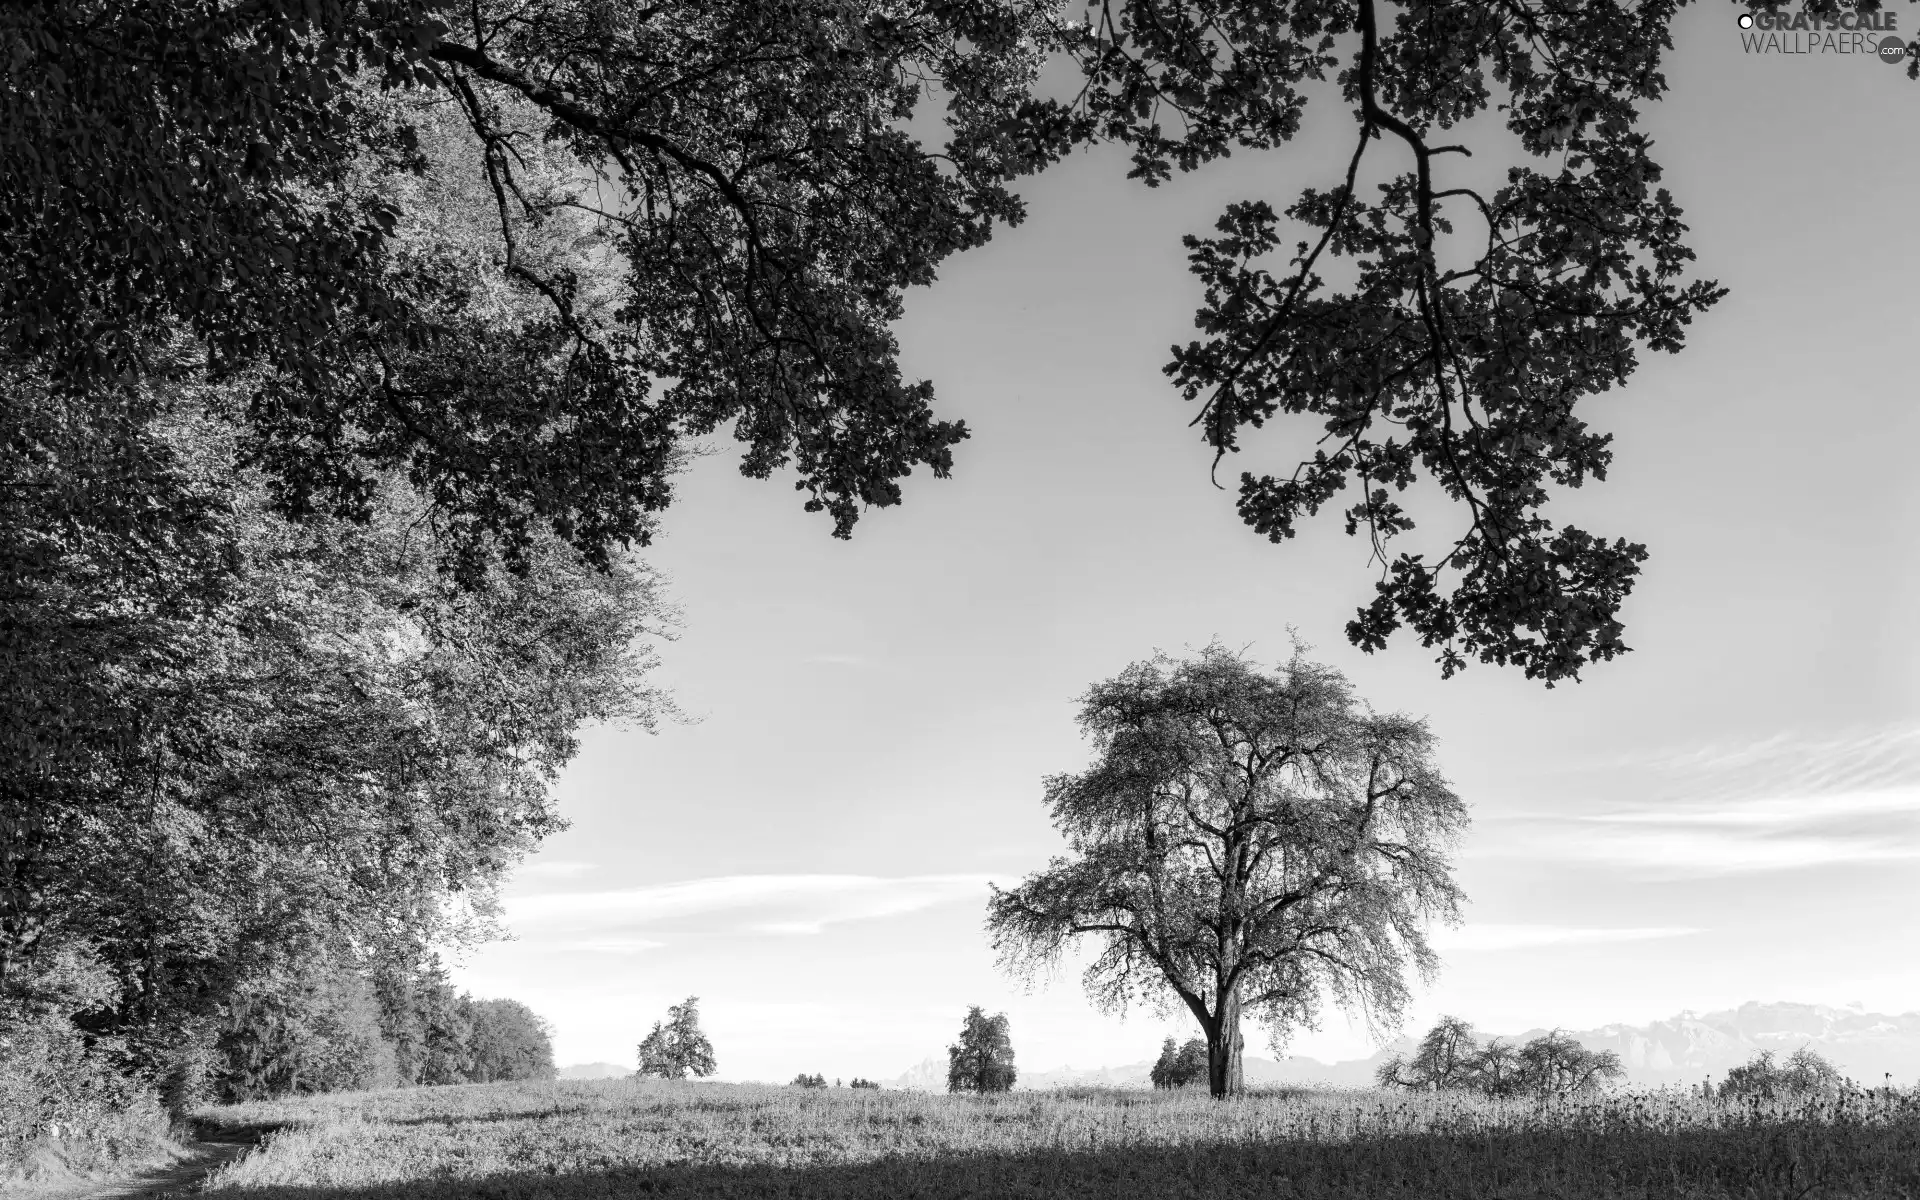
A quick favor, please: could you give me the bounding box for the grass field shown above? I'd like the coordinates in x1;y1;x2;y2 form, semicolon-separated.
188;1079;1920;1199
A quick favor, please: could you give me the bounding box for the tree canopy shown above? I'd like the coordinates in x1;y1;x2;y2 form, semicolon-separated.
946;1006;1018;1093
7;0;1878;678
987;643;1466;1096
636;996;717;1080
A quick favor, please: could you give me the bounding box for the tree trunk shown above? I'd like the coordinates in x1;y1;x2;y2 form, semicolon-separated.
1206;990;1245;1098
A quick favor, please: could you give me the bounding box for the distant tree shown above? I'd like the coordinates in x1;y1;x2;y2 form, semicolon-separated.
463;999;557;1083
988;645;1467;1098
1375;1019;1616;1100
790;1072;827;1088
1517;1031;1624;1099
1374;1016;1482;1092
1150;1037;1208;1090
849;1077;880;1090
1465;1037;1526;1099
636;997;716;1080
947;1007;1017;1094
1720;1048;1842;1101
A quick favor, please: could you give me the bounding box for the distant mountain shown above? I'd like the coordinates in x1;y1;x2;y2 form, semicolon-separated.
558;1062;632;1080
887;1003;1920;1092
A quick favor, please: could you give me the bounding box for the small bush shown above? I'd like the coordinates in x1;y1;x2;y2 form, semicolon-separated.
849;1077;879;1090
790;1073;827;1088
1;951;176;1181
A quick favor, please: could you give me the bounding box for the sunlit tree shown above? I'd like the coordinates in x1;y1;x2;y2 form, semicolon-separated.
988;644;1466;1097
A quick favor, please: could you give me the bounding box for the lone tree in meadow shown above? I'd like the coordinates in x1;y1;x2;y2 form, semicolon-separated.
947;1006;1017;1094
636;996;716;1080
1376;1017;1622;1099
987;643;1467;1098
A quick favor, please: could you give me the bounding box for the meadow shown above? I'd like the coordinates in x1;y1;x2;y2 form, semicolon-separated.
188;1078;1920;1200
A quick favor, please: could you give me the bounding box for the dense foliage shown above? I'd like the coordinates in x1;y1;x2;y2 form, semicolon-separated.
947;1006;1017;1094
636;997;717;1080
1150;1037;1208;1090
988;643;1466;1096
4;0;1855;681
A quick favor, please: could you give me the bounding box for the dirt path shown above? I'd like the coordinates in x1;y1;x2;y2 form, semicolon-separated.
15;1131;258;1200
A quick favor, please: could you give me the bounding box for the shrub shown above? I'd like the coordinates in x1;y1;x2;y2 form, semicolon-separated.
791;1073;827;1088
849;1077;879;1090
1;951;174;1180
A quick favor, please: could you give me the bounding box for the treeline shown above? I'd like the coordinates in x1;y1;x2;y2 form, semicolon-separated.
2;83;675;1169
216;960;555;1100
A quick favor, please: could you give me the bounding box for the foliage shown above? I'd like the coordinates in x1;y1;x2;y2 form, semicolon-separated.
461;999;556;1085
1376;1017;1623;1099
0;371;675;1089
215;966;400;1102
988;643;1466;1096
192;1076;1920;1199
849;1078;880;1090
0;949;175;1179
637;997;716;1081
0;0;1072;583
946;1007;1017;1094
3;0;1856;681
1057;0;1753;682
791;1073;828;1089
1720;1048;1844;1101
1149;1037;1208;1090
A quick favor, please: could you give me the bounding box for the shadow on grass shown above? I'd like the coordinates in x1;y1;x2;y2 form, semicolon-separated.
200;1119;1920;1200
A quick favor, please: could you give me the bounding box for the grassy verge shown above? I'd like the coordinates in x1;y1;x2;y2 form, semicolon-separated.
191;1078;1920;1199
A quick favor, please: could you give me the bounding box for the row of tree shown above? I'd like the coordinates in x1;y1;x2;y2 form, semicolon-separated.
1373;1018;1625;1099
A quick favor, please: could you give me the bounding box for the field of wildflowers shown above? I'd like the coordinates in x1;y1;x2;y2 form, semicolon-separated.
189;1077;1920;1199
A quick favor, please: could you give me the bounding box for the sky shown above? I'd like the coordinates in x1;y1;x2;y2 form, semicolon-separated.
451;2;1920;1083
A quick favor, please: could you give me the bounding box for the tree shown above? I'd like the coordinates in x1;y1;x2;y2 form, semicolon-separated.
987;644;1466;1097
0;372;676;1089
1720;1048;1842;1101
1376;1018;1621;1100
1373;1015;1481;1092
1150;1037;1208;1089
463;999;557;1083
946;1007;1017;1094
10;0;1866;677
849;1077;880;1090
790;1072;828;1089
1515;1030;1624;1099
636;996;716;1080
1;0;1071;585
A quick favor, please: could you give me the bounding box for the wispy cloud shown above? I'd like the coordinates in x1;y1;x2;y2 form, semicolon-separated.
1432;925;1705;952
1494;726;1920;876
513;860;599;882
504;874;991;941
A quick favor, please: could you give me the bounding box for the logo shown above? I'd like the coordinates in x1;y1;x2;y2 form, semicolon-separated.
1736;5;1912;65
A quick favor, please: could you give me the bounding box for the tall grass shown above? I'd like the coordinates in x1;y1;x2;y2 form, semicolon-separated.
197;1077;1920;1198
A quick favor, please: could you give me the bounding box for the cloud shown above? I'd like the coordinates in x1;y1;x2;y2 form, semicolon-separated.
1492;726;1920;876
503;874;991;941
802;653;867;666
1431;924;1705;952
513;860;599;881
557;937;666;954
